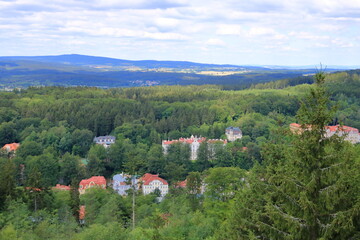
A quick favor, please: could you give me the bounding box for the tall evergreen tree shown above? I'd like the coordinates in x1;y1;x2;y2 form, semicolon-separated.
227;72;360;239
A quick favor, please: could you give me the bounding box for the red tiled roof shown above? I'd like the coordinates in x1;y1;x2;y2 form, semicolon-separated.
175;180;187;188
52;184;71;191
141;173;168;186
25;187;41;192
326;125;359;133
2;143;20;152
79;205;86;220
290;123;301;128
79;176;106;188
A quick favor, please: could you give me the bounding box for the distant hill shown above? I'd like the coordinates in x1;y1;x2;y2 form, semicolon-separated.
0;54;355;89
0;54;266;70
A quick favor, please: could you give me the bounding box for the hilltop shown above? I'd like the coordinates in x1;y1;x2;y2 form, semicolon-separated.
0;54;350;89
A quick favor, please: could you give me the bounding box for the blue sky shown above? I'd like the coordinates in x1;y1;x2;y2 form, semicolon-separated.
0;0;360;66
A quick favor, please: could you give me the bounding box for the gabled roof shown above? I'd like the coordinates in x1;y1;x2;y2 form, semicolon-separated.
326;125;359;133
2;143;20;152
290;123;359;134
175;180;187;188
289;123;301;128
141;173;168;186
79;176;106;187
52;184;71;191
226;126;242;133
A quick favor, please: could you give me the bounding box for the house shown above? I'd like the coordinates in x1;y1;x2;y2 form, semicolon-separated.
174;180;187;188
93;136;115;148
52;184;71;191
79;176;106;195
162;135;227;160
2;143;20;153
325;125;360;144
140;173;168;197
225;127;242;142
290;123;360;144
112;173;138;196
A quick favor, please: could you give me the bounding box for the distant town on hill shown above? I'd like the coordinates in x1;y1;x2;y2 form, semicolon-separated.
0;54;355;90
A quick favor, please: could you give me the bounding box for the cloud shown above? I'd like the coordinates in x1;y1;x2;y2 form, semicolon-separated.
216;24;243;35
0;0;359;65
205;38;225;46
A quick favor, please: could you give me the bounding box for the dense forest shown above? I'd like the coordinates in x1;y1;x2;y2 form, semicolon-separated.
0;55;340;89
0;71;359;239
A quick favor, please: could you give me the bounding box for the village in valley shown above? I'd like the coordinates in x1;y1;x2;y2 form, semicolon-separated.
2;124;359;224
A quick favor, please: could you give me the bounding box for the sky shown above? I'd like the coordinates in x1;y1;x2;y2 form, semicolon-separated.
0;0;360;66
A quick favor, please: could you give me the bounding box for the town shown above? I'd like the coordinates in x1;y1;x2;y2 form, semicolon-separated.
2;123;359;224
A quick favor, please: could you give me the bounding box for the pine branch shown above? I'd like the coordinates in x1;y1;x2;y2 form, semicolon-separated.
320;162;343;172
272;204;307;228
257;220;291;238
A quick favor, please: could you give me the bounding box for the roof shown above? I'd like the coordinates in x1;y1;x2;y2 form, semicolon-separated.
52;184;71;191
141;173;168;186
290;123;301;128
94;136;115;141
226;126;242;133
113;173;128;183
79;176;106;187
207;139;227;144
175;180;187;188
80;159;89;166
290;123;359;134
2;143;20;152
163;136;206;145
326;125;359;133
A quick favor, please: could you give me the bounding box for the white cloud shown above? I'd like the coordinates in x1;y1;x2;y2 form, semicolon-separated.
216;24;242;35
205;38;225;46
0;0;359;65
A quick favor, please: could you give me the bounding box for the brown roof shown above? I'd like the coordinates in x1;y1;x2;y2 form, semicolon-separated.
2;143;20;152
79;176;106;188
141;173;168;186
52;184;71;191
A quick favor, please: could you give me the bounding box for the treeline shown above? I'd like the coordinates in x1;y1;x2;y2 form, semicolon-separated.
0;72;359;239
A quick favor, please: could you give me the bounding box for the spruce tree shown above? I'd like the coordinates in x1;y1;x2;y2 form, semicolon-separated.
227;72;360;239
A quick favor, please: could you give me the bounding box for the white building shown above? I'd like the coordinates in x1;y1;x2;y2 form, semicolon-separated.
112;173;138;196
325;125;360;144
290;123;360;144
141;173;169;197
225;127;242;142
93;136;115;148
162;135;227;160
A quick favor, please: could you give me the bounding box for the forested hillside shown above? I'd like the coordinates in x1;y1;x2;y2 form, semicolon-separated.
0;72;359;239
0;54;341;89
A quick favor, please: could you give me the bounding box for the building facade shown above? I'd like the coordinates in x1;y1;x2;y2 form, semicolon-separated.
325;125;360;144
162;135;227;160
290;123;360;144
93;136;116;148
112;173;138;196
79;176;106;195
225;127;242;142
141;173;169;197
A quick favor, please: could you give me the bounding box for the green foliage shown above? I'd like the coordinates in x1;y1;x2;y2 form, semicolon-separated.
0;70;359;239
227;72;360;239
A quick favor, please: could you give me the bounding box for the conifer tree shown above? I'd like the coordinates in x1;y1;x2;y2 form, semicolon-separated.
227;72;360;239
